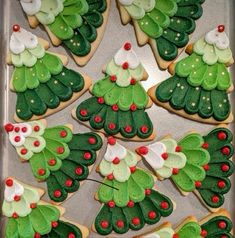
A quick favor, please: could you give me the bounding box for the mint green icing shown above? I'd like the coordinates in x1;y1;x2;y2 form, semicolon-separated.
145;227;174;238
178;221;202;238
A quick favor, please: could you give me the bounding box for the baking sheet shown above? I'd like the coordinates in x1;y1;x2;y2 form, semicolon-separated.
0;0;235;237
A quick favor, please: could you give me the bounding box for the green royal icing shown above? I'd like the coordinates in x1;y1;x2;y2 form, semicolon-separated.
177;222;202;238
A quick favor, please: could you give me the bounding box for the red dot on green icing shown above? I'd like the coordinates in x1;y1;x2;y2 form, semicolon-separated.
112;157;120;164
68;233;76;238
107;174;114;180
148;211;157;219
60;130;67;138
97;97;105;104
88;137;96;144
108;200;115;208
108;123;116;130
13;24;20;32
34;140;40;147
80;109;87;117
202;142;209;149
100;220;109;229
221;147;230;155
14;195;21;202
4;123;14;132
84;152;91;160
203;164;210;171
217;131;227;140
211;195;219;203
48;159;56;166
218;181;226;189
175;146;182;152
57;147;64;154
218;221;227;229
51;221;58;228
132;217;140;226
38;168;46;176
130;78;136;85
14;127;20;132
75;167;83;175
137;146;148;155
116;220;124;228
110;75;117;82
172;168;179;175
124;125;132;133
160;202;169;209
161;153;168;160
54;190;62;198
130;166;136;173
30;203;37;209
122;62;129;70
94;116;102;123
12;212;18;219
112;104;119;111
195;181;202;188
107;136;116;145
200;229;208;237
220;236;228;238
65;179;73;187
173;234;179;238
130;104;137;111
34;125;40;132
5;178;13;187
221;164;229;172
145;189;151;195
22;127;27;132
34;233;41;238
140;125;149;134
124;42;131;51
127;200;134;207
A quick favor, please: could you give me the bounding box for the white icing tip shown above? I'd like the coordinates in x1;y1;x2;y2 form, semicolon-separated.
20;0;42;15
104;141;127;162
118;0;134;6
4;179;24;202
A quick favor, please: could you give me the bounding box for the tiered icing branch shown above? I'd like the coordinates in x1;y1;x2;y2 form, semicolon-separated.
8;25;91;122
4;120;103;203
135;209;233;238
2;178;89;238
136;127;234;212
148;26;234;124
93;137;174;235
117;0;205;69
19;0;110;66
73;42;155;141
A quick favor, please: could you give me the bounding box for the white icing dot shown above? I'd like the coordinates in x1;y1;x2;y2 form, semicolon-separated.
192;102;196;106
177;33;180;37
183;63;186;66
196;58;199;62
223;99;227;103
222;72;225;75
41;74;44;77
219;104;222;107
181;86;184;90
30;99;34;103
177;20;181;23
177;83;181;87
73;43;76;46
145;22;149;25
164;31;167;34
70;39;73;43
54;80;58;84
191;11;194;14
170;89;173;93
207;98;210;101
171;19;174;22
192;64;195;68
64;28;67;31
202;96;206;100
196;87;199;91
77;43;80;46
32;73;35;77
141;22;144;25
165;50;168;54
194;71;197;74
208;106;211;109
75;32;78;35
175;37;179;41
17;109;21;112
62;72;65;76
70;82;74;85
209;73;213;76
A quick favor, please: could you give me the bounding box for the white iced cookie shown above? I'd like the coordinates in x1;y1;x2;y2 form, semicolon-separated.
20;0;42;15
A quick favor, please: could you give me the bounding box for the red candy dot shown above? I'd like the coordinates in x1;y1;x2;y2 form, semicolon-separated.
107;136;116;145
130;78;136;85
148;211;157;219
14;195;21;202
221;164;229;172
5;178;13;187
113;157;120;164
107;174;114;180
175;146;182;152
173;234;179;238
221;147;230;155
14;127;20;132
94;116;102;123
97;97;105;104
48;159;56;166
130;104;137;111
21;127;27;133
110;75;117;82
108;200;115;208
75;167;83;175
195;181;202;188
200;229;208;237
14;136;21;142
84;152;91;160
4;123;14;132
127;200;134;208
80;109;87;117
54;190;62;198
218;25;225;32
116;220;124;228
122;62;129;70
124;42;132;51
60;130;67;138
217;131;227;140
68;233;76;238
145;189;151;195
132;217;140;226
100;220;109;229
130;166;136;173
160;202;169;210
137;146;148;155
172;168;179;175
34;233;41;238
57;147;64;154
30;203;37;209
202;142;209;149
34;140;40;147
218;181;226;189
51;221;58;228
88;137;96;145
203;164;210;171
38;168;46;176
212;195;219;203
34;125;40;132
65;179;73;187
12;212;18;219
21;148;28;154
218;221;227;229
140;125;149;134
108;123;116;130
13;24;20;32
161;153;168;160
112;104;119;111
124;125;132;133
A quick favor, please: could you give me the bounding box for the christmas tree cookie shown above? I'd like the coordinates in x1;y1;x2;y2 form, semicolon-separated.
2;178;89;238
73;42;155;141
136;126;234;212
148;26;234;124
135;209;233;238
93;137;174;235
7;25;91;122
4;120;103;203
19;0;110;66
117;0;205;69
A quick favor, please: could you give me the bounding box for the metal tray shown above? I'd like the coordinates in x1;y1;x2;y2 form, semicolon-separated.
1;0;234;237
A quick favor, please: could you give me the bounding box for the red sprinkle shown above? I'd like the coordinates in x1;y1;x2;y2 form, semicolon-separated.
107;136;116;145
57;147;64;154
218;221;227;229
124;125;132;133
173;234;179;238
97;97;105;104
195;181;202;188
221;164;229;172
54;190;62;198
218;181;226;189
68;233;76;238
51;221;58;228
110;75;117;82
5;178;13;187
12;212;19;219
221;147;230;155
172;168;179;175
130;104;137;111
116;220;124;228
202;142;209;149
112;104;119;111
107;174;114;180
34;140;40;147
34;233;41;238
48;159;56;166
108;123;116;130
100;220;109;229
161;153;168;160
203;164;210;171
175;146;182;152
218;25;225;32
60;130;67;138
137;146;148;155
124;42;132;51
65;179;73;187
122;62;129;70
4;123;14;132
217;131;227;140
108;200;115;208
38;168;46;176
30;203;37;209
84;152;91;160
127;200;134;208
130;166;136;173
132;217;140;226
145;189;151;195
80;109;88;117
14;195;21;202
75;167;83;175
113;157;120;164
88;137;96;145
94;116;102;123
14;136;21;142
34;125;40;132
148;211;157;219
160;202;169;210
140;125;149;134
14;127;20;132
130;78;136;85
200;229;208;237
21;127;27;133
13;24;20;32
212;195;219;203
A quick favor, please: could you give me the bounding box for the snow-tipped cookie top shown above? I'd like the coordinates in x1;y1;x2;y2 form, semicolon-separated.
20;0;42;15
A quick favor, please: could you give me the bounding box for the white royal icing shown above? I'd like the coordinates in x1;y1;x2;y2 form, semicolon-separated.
104;142;127;162
4;180;24;202
10;27;38;54
20;0;42;15
205;28;230;50
118;0;134;5
114;45;141;69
